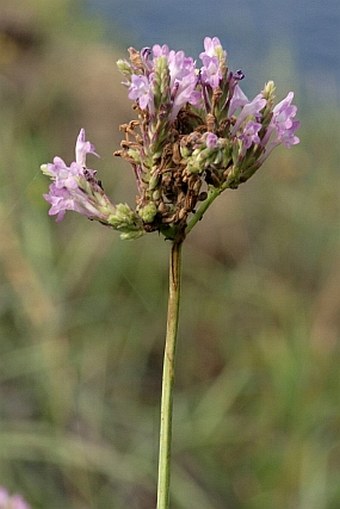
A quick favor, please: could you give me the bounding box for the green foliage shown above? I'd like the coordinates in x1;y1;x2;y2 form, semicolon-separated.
1;1;340;508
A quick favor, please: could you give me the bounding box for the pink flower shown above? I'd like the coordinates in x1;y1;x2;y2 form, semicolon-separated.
238;121;262;150
129;45;199;121
152;44;170;58
0;487;31;509
200;55;222;89
270;91;300;147
41;130;114;222
199;36;227;89
128;74;152;110
205;132;219;149
43;181;100;222
75;128;99;167
232;93;267;135
228;84;249;116
259;92;300;163
158;46;199;119
199;36;226;59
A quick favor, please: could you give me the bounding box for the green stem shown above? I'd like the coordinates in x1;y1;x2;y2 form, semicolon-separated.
156;240;183;509
185;186;222;236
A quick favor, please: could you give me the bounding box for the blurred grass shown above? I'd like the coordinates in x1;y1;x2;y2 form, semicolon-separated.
1;1;340;508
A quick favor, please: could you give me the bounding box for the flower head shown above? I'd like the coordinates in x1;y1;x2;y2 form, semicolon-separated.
41;130;144;238
41;130;115;222
42;37;300;242
116;38;299;238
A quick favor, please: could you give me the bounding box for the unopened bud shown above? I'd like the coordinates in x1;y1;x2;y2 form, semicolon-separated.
139;202;158;223
152;189;162;201
262;80;276;100
116;59;132;78
149;173;160;191
40;163;50;176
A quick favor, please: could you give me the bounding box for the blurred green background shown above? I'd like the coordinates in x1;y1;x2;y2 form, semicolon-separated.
1;0;340;508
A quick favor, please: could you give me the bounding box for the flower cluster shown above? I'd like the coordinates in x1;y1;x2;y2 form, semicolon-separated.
41;37;300;241
0;487;30;509
127;44;200;121
41;129;143;238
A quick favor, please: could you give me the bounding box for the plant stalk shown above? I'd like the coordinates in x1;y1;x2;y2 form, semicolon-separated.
156;240;183;509
185;186;221;236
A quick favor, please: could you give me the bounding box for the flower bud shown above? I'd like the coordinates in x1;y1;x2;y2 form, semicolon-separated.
138;202;158;223
262;80;276;100
116;59;133;79
149;173;160;191
107;203;144;238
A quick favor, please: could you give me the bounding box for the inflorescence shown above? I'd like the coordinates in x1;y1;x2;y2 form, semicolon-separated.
41;37;300;241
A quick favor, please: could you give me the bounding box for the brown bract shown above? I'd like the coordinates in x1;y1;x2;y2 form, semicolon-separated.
114;114;211;241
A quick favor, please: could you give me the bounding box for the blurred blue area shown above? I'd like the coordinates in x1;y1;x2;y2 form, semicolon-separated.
85;0;340;100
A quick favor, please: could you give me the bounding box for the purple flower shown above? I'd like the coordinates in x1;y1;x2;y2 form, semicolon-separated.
232;93;267;135
260;92;300;162
152;44;170;58
205;132;219;149
278;118;300;147
75;128;99;166
128;45;199;120
158;46;199;119
200;55;222;89
43;156;83;189
270;91;300;147
199;36;226;89
41;130;114;222
167;50;194;86
228;84;248;116
238;121;262;150
199;36;226;59
128;74;152;110
0;487;31;509
43;179;99;222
